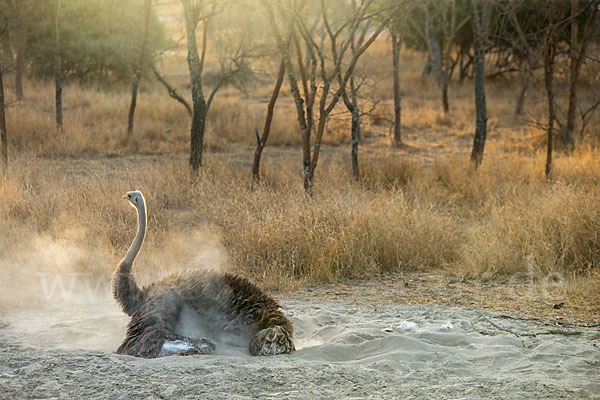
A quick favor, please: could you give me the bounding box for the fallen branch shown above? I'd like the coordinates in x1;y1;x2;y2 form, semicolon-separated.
534;329;582;336
555;320;600;329
495;313;600;328
494;313;548;325
481;314;530;337
480;314;583;338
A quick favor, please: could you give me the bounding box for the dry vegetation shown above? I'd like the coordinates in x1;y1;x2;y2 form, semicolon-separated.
1;22;599;316
2;142;600;302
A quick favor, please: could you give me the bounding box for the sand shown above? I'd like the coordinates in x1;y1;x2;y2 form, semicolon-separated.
1;295;599;400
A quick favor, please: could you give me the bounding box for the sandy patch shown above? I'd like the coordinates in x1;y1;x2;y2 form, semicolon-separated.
1;296;599;399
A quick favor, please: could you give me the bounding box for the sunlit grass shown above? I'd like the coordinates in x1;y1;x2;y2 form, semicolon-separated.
1;34;600;309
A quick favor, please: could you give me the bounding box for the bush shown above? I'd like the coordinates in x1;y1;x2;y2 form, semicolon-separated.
26;0;166;84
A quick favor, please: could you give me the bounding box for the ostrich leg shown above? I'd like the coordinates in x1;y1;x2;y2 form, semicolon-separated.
249;310;295;356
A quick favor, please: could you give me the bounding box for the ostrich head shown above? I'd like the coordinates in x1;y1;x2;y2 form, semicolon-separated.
123;190;145;209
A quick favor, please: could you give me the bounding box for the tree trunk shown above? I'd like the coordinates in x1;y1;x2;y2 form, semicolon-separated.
391;23;402;146
566;0;578;138
127;0;151;135
181;0;208;173
350;115;360;179
14;18;26;101
54;0;62;133
350;80;360;180
441;0;457;115
0;58;7;172
460;52;474;83
341;73;361;180
458;50;466;83
564;0;598;147
10;0;42;101
442;77;449;114
1;32;14;67
426;23;444;87
252;58;285;182
514;71;529;116
308;98;329;187
421;58;432;80
469;0;491;166
262;2;311;192
544;14;557;179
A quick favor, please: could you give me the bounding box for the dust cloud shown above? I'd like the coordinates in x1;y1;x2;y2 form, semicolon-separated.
175;304;252;356
0;226;230;353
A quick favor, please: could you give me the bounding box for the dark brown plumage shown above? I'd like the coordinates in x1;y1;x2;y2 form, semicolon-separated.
112;191;294;358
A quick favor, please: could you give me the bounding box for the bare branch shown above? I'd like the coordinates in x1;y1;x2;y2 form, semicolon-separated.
152;63;192;117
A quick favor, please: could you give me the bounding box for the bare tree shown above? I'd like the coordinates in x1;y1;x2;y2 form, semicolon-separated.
181;0;255;173
54;0;62;133
127;0;152;135
340;0;395;179
390;13;403;147
0;57;6;173
337;1;370;180
564;0;598;148
338;65;365;180
263;0;394;193
544;5;558;180
262;1;309;189
502;2;541;116
252;58;285;183
0;12;6;172
411;0;470;114
504;0;597;146
513;66;530;116
439;0;459;114
181;0;209;173
469;0;491;165
3;0;42;100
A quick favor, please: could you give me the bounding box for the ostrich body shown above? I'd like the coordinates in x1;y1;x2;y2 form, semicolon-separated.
112;191;295;358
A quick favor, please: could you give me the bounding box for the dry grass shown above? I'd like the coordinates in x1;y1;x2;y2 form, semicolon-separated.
2;143;600;298
1;34;600;312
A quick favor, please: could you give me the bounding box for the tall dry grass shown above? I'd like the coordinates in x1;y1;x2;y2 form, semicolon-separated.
2;145;600;297
6;82;303;157
1;37;600;300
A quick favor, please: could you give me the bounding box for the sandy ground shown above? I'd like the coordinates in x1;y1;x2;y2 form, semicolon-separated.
1;292;599;400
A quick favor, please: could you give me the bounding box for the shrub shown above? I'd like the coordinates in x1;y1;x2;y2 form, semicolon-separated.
26;0;167;84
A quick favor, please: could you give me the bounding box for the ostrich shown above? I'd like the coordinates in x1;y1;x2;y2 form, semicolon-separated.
112;190;295;358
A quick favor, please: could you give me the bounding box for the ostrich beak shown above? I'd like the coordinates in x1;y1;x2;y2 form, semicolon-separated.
122;195;128;200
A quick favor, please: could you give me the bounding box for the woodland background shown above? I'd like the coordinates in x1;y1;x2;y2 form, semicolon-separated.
0;1;599;316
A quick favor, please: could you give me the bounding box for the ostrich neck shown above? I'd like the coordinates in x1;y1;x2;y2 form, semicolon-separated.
123;202;146;268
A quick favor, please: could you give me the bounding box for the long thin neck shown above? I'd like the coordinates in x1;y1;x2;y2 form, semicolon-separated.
123;201;146;268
